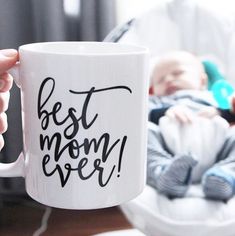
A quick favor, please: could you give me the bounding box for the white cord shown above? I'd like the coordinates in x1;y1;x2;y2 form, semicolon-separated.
32;206;52;236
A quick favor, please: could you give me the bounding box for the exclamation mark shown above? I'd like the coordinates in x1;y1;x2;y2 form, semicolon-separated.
117;136;127;177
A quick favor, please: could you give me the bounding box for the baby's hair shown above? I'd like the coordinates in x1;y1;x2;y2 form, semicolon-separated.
150;51;206;84
159;51;204;71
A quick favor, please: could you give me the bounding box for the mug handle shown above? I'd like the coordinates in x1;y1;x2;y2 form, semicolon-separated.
0;64;25;177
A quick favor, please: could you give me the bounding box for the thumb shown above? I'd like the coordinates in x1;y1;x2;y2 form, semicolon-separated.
0;49;18;75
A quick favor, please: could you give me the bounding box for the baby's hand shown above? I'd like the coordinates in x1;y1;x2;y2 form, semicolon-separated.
165;105;194;123
0;49;18;150
197;107;220;118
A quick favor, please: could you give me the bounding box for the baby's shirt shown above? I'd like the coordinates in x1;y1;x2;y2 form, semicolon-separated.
149;90;235;124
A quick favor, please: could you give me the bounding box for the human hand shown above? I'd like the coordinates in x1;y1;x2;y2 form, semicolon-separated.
165;105;194;123
197;106;220;118
0;49;18;150
231;96;235;113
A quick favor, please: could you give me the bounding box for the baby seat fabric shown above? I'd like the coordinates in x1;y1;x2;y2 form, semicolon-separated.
105;0;235;86
105;0;235;235
120;184;235;236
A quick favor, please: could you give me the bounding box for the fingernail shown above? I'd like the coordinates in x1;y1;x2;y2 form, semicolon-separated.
0;49;17;58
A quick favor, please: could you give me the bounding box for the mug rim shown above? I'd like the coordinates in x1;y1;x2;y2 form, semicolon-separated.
19;41;149;56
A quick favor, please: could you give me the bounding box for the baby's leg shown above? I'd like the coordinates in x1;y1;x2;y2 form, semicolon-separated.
147;122;198;198
202;128;235;200
202;166;235;200
156;154;198;197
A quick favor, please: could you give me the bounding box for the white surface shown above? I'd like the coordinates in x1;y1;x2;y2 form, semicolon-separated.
93;229;145;236
121;185;235;236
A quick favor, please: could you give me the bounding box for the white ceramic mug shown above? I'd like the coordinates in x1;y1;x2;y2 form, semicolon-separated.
1;42;149;209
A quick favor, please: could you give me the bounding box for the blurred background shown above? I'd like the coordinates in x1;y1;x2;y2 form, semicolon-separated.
0;0;235;235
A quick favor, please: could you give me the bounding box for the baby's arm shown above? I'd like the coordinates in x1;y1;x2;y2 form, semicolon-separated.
197;96;235;122
197;106;220;118
149;104;195;124
165;105;195;123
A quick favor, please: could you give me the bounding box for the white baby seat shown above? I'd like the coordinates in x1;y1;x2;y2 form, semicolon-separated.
105;0;235;235
106;0;235;85
120;120;235;236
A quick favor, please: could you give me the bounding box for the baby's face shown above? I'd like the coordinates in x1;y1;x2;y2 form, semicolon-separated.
152;56;205;96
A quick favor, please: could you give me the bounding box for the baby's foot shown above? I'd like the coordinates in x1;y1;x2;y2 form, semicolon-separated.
202;167;235;201
156;154;198;197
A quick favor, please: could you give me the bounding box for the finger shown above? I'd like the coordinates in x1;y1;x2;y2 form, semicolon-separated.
197;110;208;117
0;112;7;134
0;49;18;75
185;111;194;123
0;134;4;151
167;109;188;123
166;109;189;123
175;111;188;123
0;91;10;113
0;73;13;92
197;107;219;118
174;108;193;123
165;109;176;120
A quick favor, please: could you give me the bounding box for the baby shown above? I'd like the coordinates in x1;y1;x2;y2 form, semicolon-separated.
147;51;235;200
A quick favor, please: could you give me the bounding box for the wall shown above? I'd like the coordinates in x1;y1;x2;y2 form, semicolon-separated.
115;0;163;25
115;0;235;25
